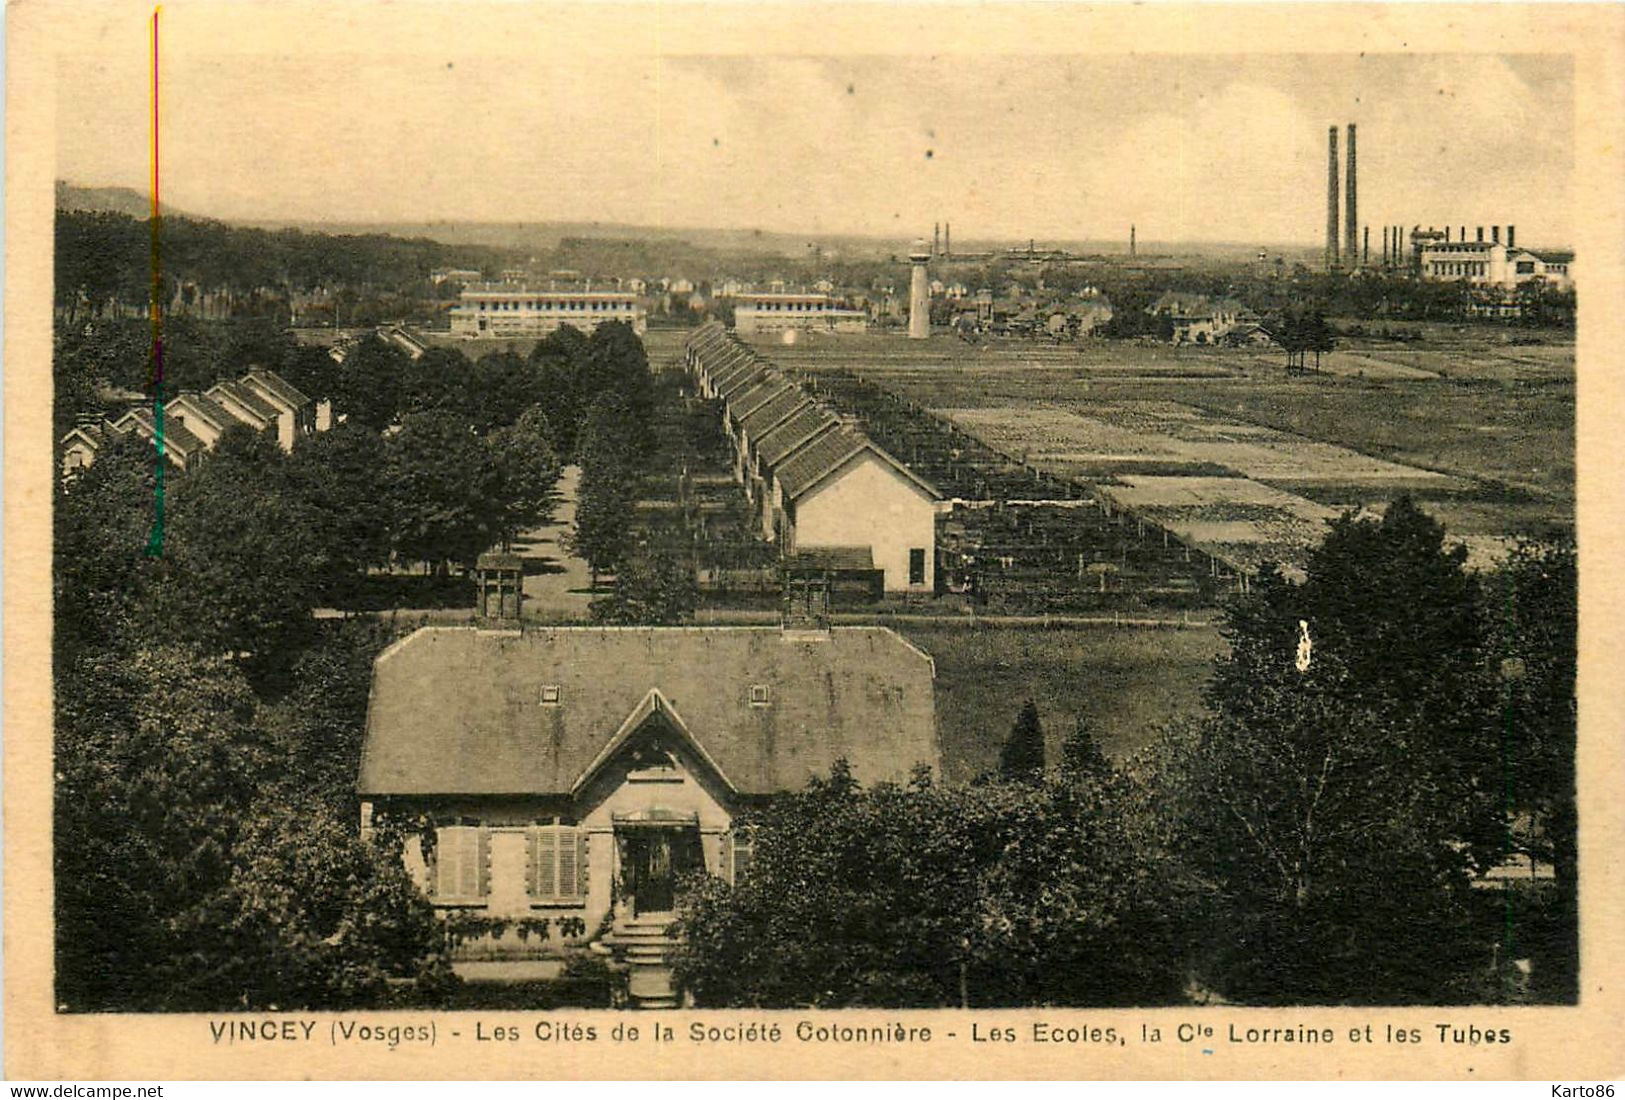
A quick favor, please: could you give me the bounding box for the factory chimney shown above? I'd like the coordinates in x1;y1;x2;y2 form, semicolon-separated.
1492;225;1501;244
1130;224;1137;258
1344;125;1358;269
1445;226;1452;243
1507;225;1516;249
1326;127;1340;272
1477;227;1484;242
1363;225;1370;266
944;222;951;257
934;223;941;256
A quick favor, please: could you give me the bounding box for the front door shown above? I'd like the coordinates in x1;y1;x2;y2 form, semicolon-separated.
634;832;676;915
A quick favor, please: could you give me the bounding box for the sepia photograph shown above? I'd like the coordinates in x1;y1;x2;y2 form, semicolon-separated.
7;0;1625;1083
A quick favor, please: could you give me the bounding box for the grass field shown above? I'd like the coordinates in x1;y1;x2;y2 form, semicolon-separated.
896;622;1227;783
765;330;1574;548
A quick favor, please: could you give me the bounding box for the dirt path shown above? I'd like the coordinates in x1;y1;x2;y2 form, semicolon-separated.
510;465;596;621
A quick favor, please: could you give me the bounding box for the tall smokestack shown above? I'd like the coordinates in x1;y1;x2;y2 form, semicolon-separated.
944;222;951;257
1492;225;1501;244
1363;226;1370;266
1477;226;1484;242
1507;225;1515;249
1382;226;1389;264
1445;226;1452;243
1344;125;1358;269
1326;127;1340;272
1130;224;1137;258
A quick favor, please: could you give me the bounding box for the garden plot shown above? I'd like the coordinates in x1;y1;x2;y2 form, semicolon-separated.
942;399;1459;489
1098;476;1339;575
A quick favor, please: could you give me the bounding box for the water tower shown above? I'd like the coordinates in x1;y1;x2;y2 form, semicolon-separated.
907;238;931;340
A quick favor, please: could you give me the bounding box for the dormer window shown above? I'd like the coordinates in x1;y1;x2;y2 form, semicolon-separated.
540;685;562;706
750;684;771;707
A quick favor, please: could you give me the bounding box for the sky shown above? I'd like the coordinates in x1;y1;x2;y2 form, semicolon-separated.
57;26;1574;247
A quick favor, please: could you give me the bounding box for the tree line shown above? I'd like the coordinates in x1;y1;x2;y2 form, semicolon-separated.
55;209;511;326
673;500;1577;1007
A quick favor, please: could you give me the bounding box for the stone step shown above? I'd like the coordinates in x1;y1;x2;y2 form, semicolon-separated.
636;997;679;1010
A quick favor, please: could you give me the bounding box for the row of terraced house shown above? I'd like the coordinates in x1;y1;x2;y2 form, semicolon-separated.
684;322;943;594
58;369;328;480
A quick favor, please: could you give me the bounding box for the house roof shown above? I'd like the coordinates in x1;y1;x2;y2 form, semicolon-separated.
60;421;115;451
727;375;794;423
738;388;812;441
240;368;312;411
114;408;205;458
707;343;760;387
166;392;235;435
357;626;939;797
206;380;278;426
787;546;877;572
755;404;840;468
715;361;771;401
776;427;942;503
773;426;869;500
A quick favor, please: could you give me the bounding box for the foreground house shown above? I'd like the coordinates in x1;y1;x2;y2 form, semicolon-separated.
358;619;939;1003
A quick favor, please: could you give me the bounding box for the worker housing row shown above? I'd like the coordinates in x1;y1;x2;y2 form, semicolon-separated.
684;322;942;594
58;368;326;479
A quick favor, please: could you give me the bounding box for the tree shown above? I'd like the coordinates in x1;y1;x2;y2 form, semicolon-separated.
568;396;639;585
486;406;561;544
671;763;1187;1008
1058;716;1111;781
997;700;1046;781
589;548;698;625
283;423;395;604
385;411;504;572
54;647;275;1010
1153;498;1509;1003
1484;538;1578;1000
189;800;444;1010
154;426;326;662
329;334;407;431
54;432;164;658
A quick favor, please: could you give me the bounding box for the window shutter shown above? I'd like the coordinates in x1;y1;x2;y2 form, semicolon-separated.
732;829;754;885
526;829;540;897
432;829;455;898
557;826;578;899
476;829;491;898
535;827;558;899
457;829;480;898
574;831;589;899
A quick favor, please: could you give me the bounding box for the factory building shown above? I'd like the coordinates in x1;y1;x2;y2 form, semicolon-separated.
450;284;646;338
1416;226;1575;292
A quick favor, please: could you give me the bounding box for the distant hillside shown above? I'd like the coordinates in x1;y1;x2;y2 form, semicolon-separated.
55;181;205;221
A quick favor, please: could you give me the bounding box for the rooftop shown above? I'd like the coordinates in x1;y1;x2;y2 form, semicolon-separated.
358;626;939;797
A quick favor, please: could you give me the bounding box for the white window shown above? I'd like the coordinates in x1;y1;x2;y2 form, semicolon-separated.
432;825;488;903
528;821;588;904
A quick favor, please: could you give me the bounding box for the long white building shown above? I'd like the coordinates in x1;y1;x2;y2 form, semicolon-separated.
450;284;647;338
732;293;866;337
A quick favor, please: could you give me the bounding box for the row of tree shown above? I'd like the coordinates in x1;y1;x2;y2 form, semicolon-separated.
674;500;1578;1006
54;209;509;326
